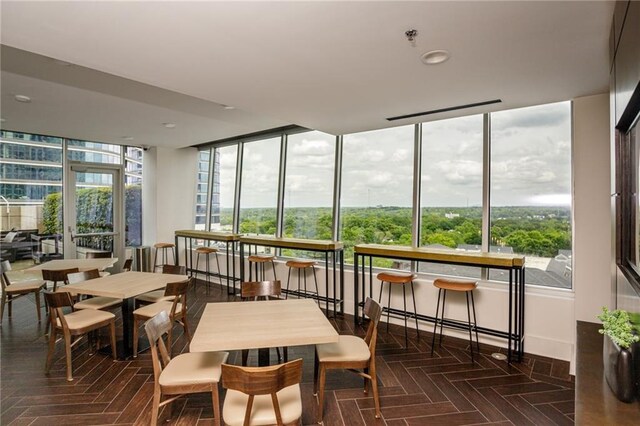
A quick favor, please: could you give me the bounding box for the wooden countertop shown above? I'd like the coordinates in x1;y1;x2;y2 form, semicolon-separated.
61;271;188;299
240;235;344;251
27;257;118;272
175;230;240;241
354;244;525;268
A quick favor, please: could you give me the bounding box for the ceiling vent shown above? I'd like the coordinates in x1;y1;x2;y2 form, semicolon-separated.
386;99;502;121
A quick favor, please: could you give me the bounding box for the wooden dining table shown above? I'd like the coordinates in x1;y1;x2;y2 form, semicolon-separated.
190;299;339;366
62;271;187;359
27;257;118;272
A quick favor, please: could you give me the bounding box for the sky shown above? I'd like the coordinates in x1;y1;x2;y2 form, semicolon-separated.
218;101;572;208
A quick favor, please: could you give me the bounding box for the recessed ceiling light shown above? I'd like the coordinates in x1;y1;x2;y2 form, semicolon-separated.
222;105;235;110
421;50;450;65
162;122;177;128
121;136;134;141
14;95;31;103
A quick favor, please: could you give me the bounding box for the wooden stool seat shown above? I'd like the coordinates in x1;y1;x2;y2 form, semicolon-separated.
154;242;175;249
248;254;275;263
195;247;218;254
285;259;316;269
433;278;477;292
376;271;416;284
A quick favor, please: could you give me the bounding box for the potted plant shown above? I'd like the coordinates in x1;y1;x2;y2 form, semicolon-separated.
598;307;640;403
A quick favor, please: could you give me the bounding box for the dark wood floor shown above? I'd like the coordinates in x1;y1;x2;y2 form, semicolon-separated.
1;280;575;425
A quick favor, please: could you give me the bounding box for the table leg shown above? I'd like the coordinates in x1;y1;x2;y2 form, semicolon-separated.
258;348;270;366
121;297;134;359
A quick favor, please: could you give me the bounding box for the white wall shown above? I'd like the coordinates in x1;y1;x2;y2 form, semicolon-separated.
573;94;612;322
142;146;198;254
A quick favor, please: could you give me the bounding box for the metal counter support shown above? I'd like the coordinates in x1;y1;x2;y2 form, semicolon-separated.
174;230;241;295
239;236;344;317
353;244;525;363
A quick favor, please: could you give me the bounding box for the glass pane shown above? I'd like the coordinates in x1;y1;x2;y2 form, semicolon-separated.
210;145;237;232
420;115;483;279
74;171;114;255
283;131;335;241
341;125;414;266
1;131;64;259
490;101;572;288
67;139;122;164
125;147;143;246
239;137;280;235
194;150;210;230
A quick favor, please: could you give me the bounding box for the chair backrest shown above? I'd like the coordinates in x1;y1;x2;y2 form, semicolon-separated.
241;280;281;300
67;269;101;284
0;260;12;291
122;258;133;272
222;359;303;426
41;268;80;285
162;264;186;275
44;291;75;329
144;310;173;382
85;251;112;259
163;278;190;316
363;297;382;355
3;231;17;242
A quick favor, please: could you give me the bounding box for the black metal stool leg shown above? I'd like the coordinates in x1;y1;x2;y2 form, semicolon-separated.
471;291;480;353
386;281;392;334
271;260;277;281
466;292;474;363
195;253;201;293
153;248;159;272
431;288;441;355
285;267;292;299
439;290;447;345
206;253;211;296
411;281;419;338
378;280;384;305
403;284;408;348
215;253;222;293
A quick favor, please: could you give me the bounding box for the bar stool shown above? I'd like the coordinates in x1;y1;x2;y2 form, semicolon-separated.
377;271;419;347
431;278;480;363
195;247;221;295
285;259;319;301
248;254;277;282
153;242;175;272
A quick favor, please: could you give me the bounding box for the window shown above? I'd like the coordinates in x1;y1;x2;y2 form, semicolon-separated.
210;145;237;232
341;126;414;265
125;147;143;246
421;115;484;279
194;150;210;229
490;102;572;288
239;137;280;235
283;131;335;240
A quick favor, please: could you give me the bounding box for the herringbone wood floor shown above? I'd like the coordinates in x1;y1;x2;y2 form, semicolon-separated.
1;279;574;425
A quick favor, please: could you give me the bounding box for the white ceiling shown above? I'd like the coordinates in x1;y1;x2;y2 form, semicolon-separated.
1;1;614;148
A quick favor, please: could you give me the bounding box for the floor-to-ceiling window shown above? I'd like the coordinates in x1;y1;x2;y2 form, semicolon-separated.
341;125;414;266
210;145;237;232
283;131;335;240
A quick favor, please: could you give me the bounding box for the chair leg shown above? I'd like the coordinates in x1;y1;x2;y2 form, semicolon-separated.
109;321;117;361
431;289;441;355
182;314;191;342
133;315;139;358
363;367;369;395
0;293;6;324
45;327;57;373
8;294;13;318
313;350;319;395
35;291;42;322
167;325;173;356
151;385;161;425
369;359;381;419
317;364;327;424
64;332;73;381
211;384;221;426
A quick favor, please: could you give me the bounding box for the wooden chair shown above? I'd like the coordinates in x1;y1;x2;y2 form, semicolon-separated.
44;291;117;381
85;251;112;258
42;267;79;291
135;264;187;308
133;278;191;358
314;297;382;422
221;358;303;426
122;258;133;272
67;269;122;311
145;311;228;426
0;260;46;324
240;281;287;366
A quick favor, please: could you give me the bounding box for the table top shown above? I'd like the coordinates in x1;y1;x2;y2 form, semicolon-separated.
354;244;525;268
190;299;339;352
240;235;344;251
61;271;188;299
175;229;240;241
27;257;119;272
